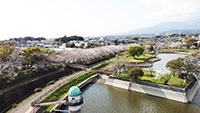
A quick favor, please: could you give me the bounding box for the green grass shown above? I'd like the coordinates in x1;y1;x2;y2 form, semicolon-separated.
42;71;96;112
135;54;155;60
167;76;187;88
115;70;187;88
116;52;156;63
127;57;144;63
93;62;110;71
115;73;129;79
157;49;200;54
143;70;156;76
140;75;187;88
46;105;55;112
87;57;113;68
140;76;164;84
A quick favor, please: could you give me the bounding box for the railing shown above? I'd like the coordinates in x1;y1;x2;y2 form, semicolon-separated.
33;71;85;104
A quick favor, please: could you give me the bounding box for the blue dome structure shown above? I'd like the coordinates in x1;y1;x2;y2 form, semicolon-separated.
68;86;81;96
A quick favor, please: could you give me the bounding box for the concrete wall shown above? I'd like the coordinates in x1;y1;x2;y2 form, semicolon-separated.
129;82;188;103
112;79;130;90
104;76;200;103
186;80;200;102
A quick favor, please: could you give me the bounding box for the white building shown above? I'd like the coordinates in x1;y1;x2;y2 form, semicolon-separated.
67;86;83;112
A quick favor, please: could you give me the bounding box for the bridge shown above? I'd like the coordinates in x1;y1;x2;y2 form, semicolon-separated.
31;100;66;107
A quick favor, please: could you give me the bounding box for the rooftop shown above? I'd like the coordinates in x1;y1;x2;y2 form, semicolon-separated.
68;86;81;96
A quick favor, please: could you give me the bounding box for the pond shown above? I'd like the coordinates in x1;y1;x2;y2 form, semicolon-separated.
78;83;200;113
144;53;186;73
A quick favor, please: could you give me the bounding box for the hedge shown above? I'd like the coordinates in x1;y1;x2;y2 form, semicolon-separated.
42;71;96;103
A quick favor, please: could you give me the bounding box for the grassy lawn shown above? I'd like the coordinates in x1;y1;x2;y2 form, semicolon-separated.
143;70;156;76
115;70;187;88
116;51;156;63
87;57;113;68
127;57;144;63
140;75;187;88
115;73;129;79
167;76;187;88
157;49;200;54
140;76;164;84
134;54;156;60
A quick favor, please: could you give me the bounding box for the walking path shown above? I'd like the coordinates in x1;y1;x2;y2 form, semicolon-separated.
10;70;89;113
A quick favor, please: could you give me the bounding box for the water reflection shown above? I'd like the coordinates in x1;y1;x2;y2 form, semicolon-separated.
79;83;200;113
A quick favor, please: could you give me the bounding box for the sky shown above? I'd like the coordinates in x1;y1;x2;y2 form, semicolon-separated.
0;0;200;40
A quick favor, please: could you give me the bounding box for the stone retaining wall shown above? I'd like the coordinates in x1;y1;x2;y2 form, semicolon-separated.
104;75;200;103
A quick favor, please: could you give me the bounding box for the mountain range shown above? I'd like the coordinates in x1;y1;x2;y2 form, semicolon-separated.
117;18;200;35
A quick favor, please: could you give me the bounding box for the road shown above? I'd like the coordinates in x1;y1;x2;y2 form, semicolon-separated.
10;70;89;113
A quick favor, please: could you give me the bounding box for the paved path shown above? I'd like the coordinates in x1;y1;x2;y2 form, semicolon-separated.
10;70;89;113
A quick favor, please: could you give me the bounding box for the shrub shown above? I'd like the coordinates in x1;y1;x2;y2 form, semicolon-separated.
12;104;17;108
34;87;42;92
47;80;55;86
128;67;144;79
127;46;144;58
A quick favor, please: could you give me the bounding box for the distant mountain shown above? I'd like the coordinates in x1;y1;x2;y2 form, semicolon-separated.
118;19;200;35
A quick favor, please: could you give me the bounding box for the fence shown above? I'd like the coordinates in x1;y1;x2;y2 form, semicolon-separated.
33;71;85;104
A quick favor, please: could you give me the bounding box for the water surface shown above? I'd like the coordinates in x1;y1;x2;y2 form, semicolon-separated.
145;53;186;73
79;83;200;113
64;53;200;113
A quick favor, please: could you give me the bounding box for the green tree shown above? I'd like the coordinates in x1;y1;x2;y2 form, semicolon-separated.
0;44;15;61
22;47;42;66
55;35;84;43
166;55;200;83
128;67;144;79
166;58;183;76
184;38;196;49
127;46;144;58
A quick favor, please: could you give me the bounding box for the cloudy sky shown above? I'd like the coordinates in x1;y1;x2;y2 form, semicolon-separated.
0;0;200;40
